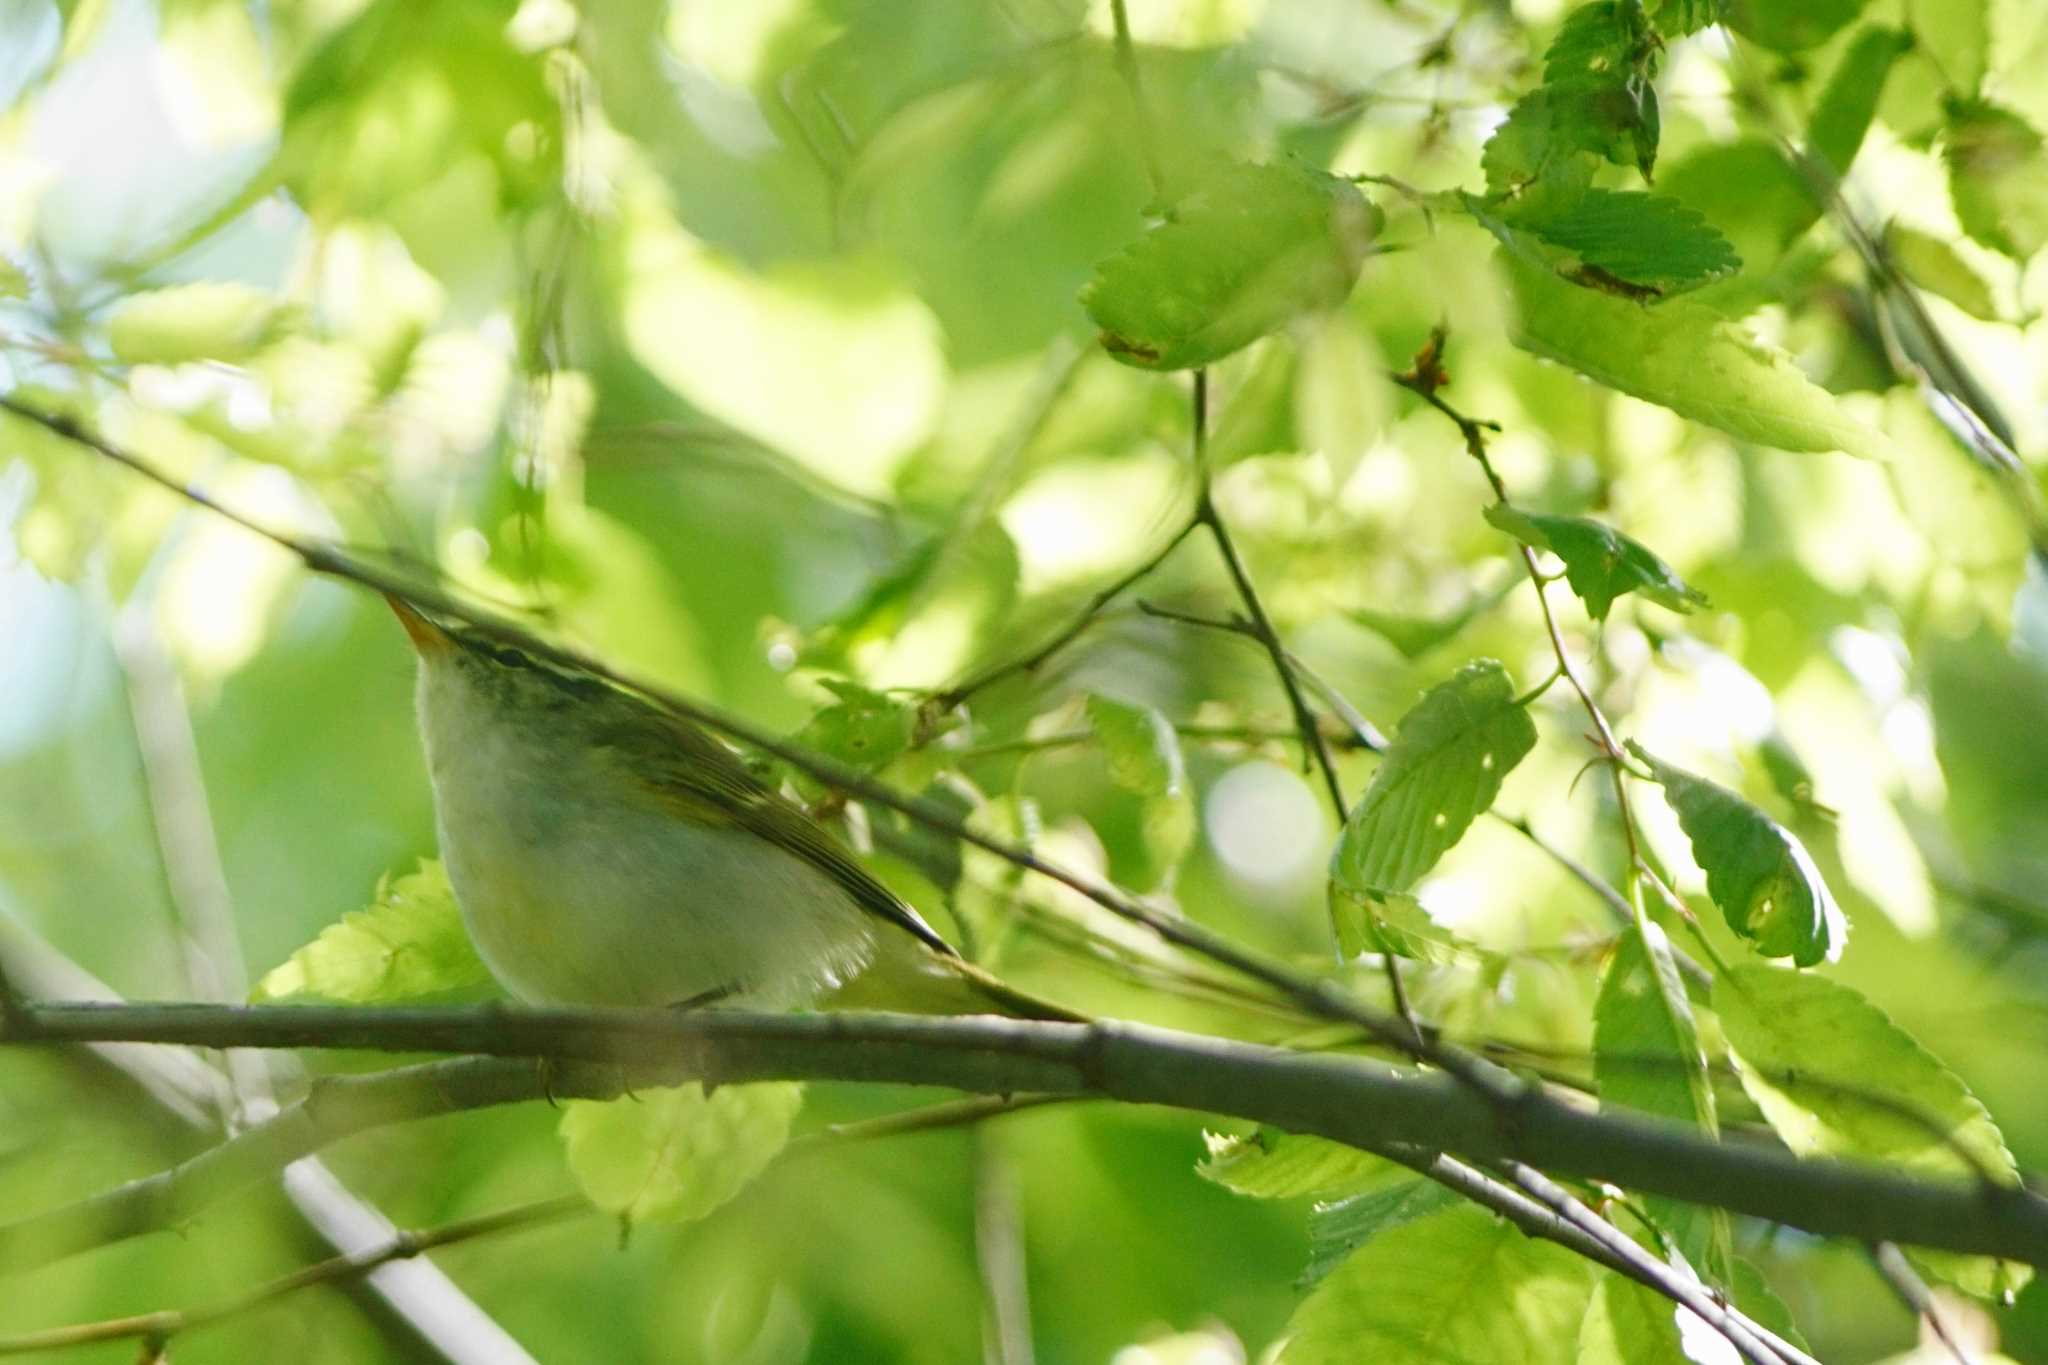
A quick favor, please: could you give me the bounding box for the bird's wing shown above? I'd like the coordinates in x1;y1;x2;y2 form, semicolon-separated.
590;701;959;958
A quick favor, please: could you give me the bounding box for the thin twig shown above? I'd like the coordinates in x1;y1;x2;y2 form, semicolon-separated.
1498;1161;1814;1365
1868;1242;1976;1365
1106;0;1167;204
933;515;1200;710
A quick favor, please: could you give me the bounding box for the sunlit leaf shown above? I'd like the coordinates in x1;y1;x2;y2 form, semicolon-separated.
559;1081;804;1227
1594;922;1729;1283
1081;161;1376;370
1909;0;1990;95
1656;140;1817;270
1280;1206;1597;1364
1506;253;1891;460
1630;744;1848;965
252;859;497;1004
107;282;285;365
1718;964;2026;1295
1199;1128;1402;1201
1483;1;1662;194
1302;1179;1461;1287
1294;311;1386;487
1943;99;2048;259
1332;659;1537;896
1575;1274;1695;1365
1328;886;1489;965
1485;503;1707;620
1348;581;1513;659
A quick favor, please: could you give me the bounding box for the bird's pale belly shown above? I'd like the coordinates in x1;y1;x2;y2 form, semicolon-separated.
436;790;877;1008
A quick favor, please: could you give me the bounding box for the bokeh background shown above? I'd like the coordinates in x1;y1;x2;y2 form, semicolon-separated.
2;0;2047;1360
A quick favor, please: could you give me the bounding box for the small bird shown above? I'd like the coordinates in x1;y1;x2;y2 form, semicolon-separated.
390;596;1074;1020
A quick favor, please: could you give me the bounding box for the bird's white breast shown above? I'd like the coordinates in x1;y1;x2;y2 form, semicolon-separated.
415;659;876;1007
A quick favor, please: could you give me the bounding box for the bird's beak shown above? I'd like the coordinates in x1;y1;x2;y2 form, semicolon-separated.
386;595;450;655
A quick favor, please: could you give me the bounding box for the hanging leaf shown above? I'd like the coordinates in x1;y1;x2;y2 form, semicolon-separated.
1594;922;1730;1284
1332;660;1538;897
1506;253;1892;460
1089;694;1195;888
252;860;497;1004
1081;161;1377;371
1485;503;1707;620
1629;744;1848;965
1724;0;1868;52
1943;99;2048;260
559;1081;805;1228
1575;1273;1697;1365
1280;1206;1597;1364
1302;1179;1461;1287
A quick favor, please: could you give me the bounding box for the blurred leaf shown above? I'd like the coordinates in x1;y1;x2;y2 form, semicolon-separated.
106;283;285;365
1630;744;1848;965
1088;694;1186;798
1301;1178;1461;1287
1331;659;1537;896
1575;1274;1693;1364
1885;221;2002;319
1506;253;1892;460
1808;27;1914;178
252;859;496;1004
1280;1206;1597;1364
1081;161;1375;370
1348;580;1513;659
1207;340;1299;466
1594;922;1729;1283
1198;1128;1402;1201
1472;189;1741;298
1943;98;2048;259
1329;885;1489;965
0;256;28;300
560;1081;804;1227
1294;312;1386;487
796;680;917;777
1725;0;1867;51
1646;0;1719;36
1909;0;1989;94
1486;503;1706;620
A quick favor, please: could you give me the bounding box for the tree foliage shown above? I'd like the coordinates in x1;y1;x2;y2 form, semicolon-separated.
2;0;2047;1360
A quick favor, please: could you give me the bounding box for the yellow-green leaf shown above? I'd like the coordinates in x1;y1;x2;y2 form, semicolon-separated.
560;1081;804;1227
252;859;496;1004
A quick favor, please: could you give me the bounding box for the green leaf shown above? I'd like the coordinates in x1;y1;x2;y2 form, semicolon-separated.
1293;312;1387;487
1719;965;2016;1180
1302;1179;1462;1287
1910;0;1989;95
107;283;285;366
1576;1274;1694;1364
1943;99;2048;259
1280;1206;1597;1364
0;256;28;300
1199;1128;1402;1201
1630;744;1848;965
1348;581;1513;660
252;860;497;1004
1329;886;1490;965
1331;660;1537;897
1081;161;1376;371
1656;140;1818;270
1594;922;1730;1283
1485;504;1708;620
1478;189;1742;298
1087;695;1186;799
1646;0;1719;37
795;680;917;776
1207;340;1298;466
559;1081;804;1227
1505;252;1892;460
1808;27;1914;179
1725;0;1867;51
1885;222;2002;320
1540;1;1662;181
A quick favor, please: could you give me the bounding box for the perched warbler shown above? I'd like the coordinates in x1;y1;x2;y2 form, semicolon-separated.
390;597;1074;1020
